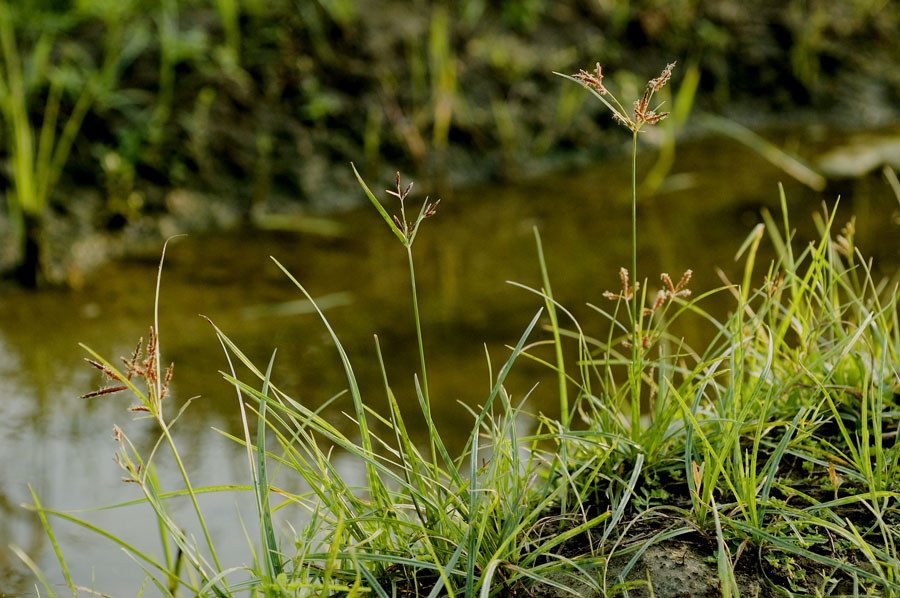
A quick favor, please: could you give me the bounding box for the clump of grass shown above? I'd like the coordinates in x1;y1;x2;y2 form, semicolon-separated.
534;61;900;595
555;61;677;442
15;62;900;598
529;192;900;594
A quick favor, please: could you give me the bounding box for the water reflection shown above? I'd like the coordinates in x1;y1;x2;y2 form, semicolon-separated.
2;130;899;593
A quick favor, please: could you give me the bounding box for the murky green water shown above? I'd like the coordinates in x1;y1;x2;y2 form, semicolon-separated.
2;130;899;593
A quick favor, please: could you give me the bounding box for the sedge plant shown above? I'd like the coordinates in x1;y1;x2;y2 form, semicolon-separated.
556;61;677;442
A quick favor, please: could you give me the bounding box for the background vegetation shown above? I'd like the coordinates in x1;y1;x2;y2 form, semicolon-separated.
1;0;899;284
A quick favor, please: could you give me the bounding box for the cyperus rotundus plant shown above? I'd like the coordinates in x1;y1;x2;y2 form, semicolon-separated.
556;61;678;439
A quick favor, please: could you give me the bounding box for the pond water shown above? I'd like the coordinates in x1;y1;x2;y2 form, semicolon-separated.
2;128;900;594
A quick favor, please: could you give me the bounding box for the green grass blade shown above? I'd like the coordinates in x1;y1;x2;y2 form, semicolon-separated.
533;226;568;428
600;454;643;545
479;560;501;598
27;485;76;597
352;162;407;245
414;373;461;486
9;543;61;598
710;495;739;598
271;256;387;508
258;349;283;579
22;505;181;588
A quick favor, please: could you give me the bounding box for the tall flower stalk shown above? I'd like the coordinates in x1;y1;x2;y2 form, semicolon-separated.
351;163;444;470
557;62;676;440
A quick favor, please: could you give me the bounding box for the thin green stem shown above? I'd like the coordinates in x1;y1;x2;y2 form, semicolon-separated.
151;237;224;584
630;131;641;440
534;227;568;428
407;245;436;471
158;420;226;579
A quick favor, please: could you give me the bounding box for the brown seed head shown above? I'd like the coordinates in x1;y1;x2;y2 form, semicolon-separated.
86;358;124;383
634;90;650;123
81;385;128;399
571;63;608;95
661;273;675;294
619;268;630;296
147;327;157;359
424;198;440;218
766;271;784;297
649;62;677;91
642;110;670;125
386;172;413;201
652;290;666;311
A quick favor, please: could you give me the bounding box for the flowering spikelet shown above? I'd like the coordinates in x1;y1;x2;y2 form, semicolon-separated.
161;364;174;401
82;328;175;409
604;267;642;301
675;269;692;293
623;328;656;349
633;90;650;123
571;63;607;95
384;172;440;243
764;271;784;297
642;110;669;125
661;272;676;295
661;270;692;299
85;358;124;383
650;62;677;91
619;267;630;297
566;60;675;132
643;290;667;316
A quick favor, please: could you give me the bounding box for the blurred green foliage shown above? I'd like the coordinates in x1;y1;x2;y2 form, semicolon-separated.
0;0;898;283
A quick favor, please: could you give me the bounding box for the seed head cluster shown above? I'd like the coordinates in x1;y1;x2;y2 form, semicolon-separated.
570;61;676;132
82;327;174;415
386;171;440;244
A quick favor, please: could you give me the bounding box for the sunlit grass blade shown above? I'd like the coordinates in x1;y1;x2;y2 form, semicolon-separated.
351;162;406;244
710;494;739;598
257;350;283;580
533;226;569;428
27;484;76;597
271;256;387;508
10;543;61;598
21;504;181;588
